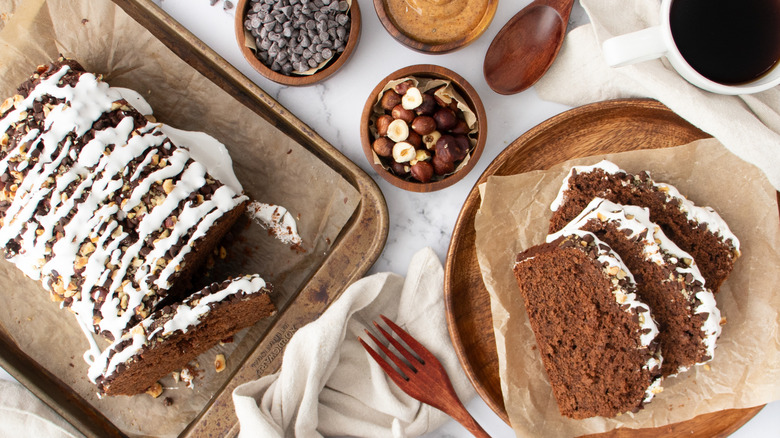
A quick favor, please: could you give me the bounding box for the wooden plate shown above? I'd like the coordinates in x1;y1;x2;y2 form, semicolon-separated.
443;99;765;436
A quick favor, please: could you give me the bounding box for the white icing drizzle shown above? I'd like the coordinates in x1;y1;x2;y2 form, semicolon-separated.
0;65;248;340
246;201;302;246
549;160;740;252
74;313;102;367
161;126;243;194
113;87;244;194
549;197;722;369
112;89;300;248
654;181;740;250
550;160;621;211
88;274;267;383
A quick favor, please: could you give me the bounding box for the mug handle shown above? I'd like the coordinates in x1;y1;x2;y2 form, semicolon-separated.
602;26;668;67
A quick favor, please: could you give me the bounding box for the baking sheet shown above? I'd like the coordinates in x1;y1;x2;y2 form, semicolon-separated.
474;139;780;437
0;0;363;436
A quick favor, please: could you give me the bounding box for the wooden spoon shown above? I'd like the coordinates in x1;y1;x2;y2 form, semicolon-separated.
484;0;575;95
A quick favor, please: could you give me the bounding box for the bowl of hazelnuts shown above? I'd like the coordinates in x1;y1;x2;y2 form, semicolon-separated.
360;64;487;192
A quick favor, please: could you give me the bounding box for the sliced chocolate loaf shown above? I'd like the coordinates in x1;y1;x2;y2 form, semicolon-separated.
549;198;722;376
549;160;739;292
513;233;663;419
0;59;248;340
89;274;275;396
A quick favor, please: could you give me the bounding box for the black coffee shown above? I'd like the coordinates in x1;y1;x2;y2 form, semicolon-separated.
670;0;780;84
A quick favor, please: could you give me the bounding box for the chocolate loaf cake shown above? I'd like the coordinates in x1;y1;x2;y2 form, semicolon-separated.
549;160;740;292
549;198;722;376
89;274;275;396
513;233;663;419
0;59;248;340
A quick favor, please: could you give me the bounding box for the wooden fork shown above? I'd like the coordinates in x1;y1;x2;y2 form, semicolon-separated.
359;315;491;438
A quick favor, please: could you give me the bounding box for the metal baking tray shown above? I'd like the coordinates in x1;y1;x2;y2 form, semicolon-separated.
0;0;388;436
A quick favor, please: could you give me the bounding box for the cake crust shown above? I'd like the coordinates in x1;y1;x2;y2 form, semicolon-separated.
549;160;739;293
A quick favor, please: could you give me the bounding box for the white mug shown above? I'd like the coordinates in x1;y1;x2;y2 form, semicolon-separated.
601;0;780;95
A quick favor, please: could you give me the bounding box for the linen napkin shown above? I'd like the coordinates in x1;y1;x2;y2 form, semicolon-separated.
0;380;84;438
232;247;475;438
535;0;780;191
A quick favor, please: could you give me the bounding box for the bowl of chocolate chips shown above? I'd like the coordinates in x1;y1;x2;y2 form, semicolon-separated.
236;0;361;85
361;64;487;192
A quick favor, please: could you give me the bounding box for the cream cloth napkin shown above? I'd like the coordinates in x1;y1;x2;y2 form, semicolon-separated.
535;0;780;191
0;380;85;438
232;247;475;438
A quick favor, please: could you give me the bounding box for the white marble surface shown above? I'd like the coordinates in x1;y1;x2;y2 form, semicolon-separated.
1;0;778;436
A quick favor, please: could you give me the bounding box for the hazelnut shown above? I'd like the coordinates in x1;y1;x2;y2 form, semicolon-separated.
411;116;436;135
406;130;423;149
372;137;394;157
451;119;470;135
375;114;393;136
433;93;452;107
413;149;432;164
422;130;442;150
386;119;409;142
452;135;471;160
394;80;414;95
433;108;457;131
145;382;163;398
434;135;458;163
390;161;410;175
391;104;415;124
392;142;416;163
410;161;434;183
215;354;226;373
401;87;423;110
380;89;401;111
432;153;456;175
415;94;437;116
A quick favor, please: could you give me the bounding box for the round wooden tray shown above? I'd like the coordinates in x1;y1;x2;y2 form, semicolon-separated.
443;99;764;436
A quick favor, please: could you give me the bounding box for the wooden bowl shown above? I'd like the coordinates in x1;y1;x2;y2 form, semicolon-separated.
235;0;361;86
360;64;487;192
372;0;497;54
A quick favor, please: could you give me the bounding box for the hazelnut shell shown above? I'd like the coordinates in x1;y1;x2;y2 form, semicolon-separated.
394;80;414;95
391;105;415;124
432;153;455;175
433;107;458;131
434;134;458;163
415;94;437;116
376;115;393;136
407;130;423;149
410;161;434;183
372;137;394;157
411;116;436;135
380;89;401;111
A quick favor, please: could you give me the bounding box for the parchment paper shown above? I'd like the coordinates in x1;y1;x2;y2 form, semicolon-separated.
0;0;360;436
474;139;780;437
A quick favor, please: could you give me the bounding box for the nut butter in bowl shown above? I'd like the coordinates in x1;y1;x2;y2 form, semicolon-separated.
361;64;487;192
373;0;498;53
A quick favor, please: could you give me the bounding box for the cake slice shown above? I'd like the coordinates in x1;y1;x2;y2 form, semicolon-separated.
549;198;722;376
0;58;248;340
513;233;663;419
549;160;740;292
89;274;275;396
